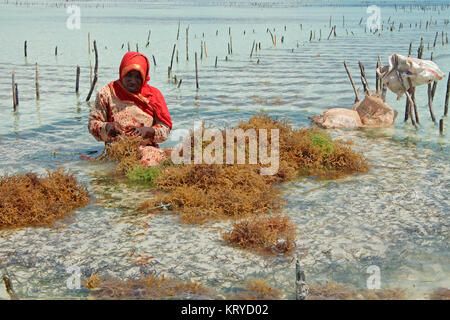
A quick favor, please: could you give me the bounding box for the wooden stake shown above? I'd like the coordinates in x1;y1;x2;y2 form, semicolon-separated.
186;27;189;61
88;33;92;86
146;29;151;47
394;59;417;127
268;29;275;45
177;79;182;88
215;56;218;68
35;63;40;100
195;52;199;90
12;71;17;111
444;72;450;116
14;83;19;108
410;84;420;124
439;119;444;134
200;41;203;60
24;41;27;57
376;57;380;95
327;26;333;40
343;61;360;102
170;44;176;73
295;260;308;300
381;83;387;102
428;82;437;123
75;65;80;94
152;55;157;66
2;276;19;300
86;40;98;102
358;61;371;95
250;40;255;58
404;93;410;122
176;20;180;41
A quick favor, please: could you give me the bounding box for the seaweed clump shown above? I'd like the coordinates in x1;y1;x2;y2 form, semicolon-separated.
0;168;90;230
221;215;296;255
126;165;161;186
308;281;406;300
140;113;368;228
236;113;368;178
228;279;281;300
85;274;209;300
98;135;143;175
140;164;283;224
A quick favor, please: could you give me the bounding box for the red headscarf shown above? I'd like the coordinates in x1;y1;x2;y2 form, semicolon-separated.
108;52;172;129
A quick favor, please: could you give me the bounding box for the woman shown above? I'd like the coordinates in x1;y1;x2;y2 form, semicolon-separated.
88;52;172;167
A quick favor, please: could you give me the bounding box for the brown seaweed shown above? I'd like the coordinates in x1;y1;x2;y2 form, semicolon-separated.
98;135;144;175
221;215;296;255
308;281;406;300
140;164;283;224
85;273;209;300
139;113;368;225
0;168;90;230
228;279;281;300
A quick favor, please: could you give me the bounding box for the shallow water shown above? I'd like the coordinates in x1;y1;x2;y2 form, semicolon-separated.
0;0;449;299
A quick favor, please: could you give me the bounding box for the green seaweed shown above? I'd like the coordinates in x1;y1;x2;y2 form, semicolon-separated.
309;130;334;155
126;165;161;186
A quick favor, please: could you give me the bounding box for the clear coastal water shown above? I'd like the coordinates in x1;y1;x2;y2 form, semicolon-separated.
0;0;448;299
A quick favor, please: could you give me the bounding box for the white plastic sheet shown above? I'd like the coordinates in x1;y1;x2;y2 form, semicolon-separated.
377;54;445;99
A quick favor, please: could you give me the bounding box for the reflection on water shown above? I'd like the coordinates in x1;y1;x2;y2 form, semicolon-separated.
0;0;449;299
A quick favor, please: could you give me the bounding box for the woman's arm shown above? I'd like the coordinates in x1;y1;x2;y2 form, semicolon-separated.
88;91;118;142
151;117;171;143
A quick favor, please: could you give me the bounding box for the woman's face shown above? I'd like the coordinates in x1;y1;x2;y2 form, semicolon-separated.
122;70;143;93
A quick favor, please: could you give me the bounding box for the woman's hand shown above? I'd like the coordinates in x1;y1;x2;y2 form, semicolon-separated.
105;122;122;137
127;126;156;139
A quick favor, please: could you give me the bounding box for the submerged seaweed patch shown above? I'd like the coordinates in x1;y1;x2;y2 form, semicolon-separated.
85;273;209;299
0;168;90;230
140;164;283;224
222;215;297;255
228;279;282;300
308;281;406;300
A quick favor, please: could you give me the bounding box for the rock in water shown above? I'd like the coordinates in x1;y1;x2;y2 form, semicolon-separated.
309;108;363;129
352;94;397;127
